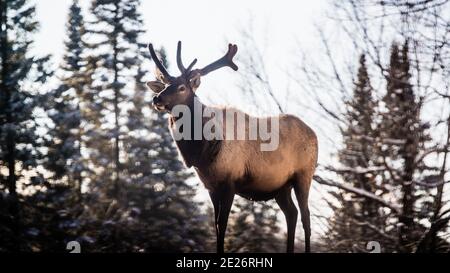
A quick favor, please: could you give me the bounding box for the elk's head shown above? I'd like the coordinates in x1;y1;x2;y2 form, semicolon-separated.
147;41;238;112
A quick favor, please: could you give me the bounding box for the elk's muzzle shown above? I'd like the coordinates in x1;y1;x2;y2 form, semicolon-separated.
152;95;166;111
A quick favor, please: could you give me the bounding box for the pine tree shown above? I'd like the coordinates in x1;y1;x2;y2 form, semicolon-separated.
115;51;210;252
87;0;147;199
0;0;51;250
78;51;211;252
36;3;96;250
380;41;431;252
340;54;377;175
76;1;211;251
44;0;90;198
327;54;393;251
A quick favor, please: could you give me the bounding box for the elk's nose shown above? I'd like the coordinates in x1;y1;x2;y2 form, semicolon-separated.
153;95;161;105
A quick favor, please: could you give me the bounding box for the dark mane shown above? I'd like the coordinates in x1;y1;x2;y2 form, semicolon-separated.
169;116;222;168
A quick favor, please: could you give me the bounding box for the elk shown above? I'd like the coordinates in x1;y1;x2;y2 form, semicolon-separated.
146;41;318;253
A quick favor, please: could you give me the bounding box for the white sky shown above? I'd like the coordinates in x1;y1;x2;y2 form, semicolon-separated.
34;0;326;65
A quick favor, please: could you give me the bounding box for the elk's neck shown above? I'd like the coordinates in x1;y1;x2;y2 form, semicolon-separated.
168;97;222;169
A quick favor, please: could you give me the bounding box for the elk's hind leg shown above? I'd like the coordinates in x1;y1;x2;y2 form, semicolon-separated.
293;172;313;253
275;183;298;253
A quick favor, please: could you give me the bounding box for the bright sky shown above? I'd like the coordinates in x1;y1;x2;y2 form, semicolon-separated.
34;0;326;67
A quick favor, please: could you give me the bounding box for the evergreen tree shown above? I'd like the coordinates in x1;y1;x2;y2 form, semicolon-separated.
87;0;147;199
340;54;377;176
325;44;443;253
380;41;431;252
0;0;51;250
44;0;90;198
112;52;210;252
75;1;211;252
327;54;394;252
35;2;97;251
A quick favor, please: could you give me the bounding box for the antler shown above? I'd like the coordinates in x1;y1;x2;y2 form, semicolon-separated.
148;43;174;82
149;41;238;81
176;41;197;75
198;44;238;76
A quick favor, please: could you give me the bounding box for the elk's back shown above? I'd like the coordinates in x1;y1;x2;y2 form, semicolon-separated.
198;109;318;194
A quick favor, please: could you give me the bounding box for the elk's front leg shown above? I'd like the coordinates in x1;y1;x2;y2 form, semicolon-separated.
209;184;235;253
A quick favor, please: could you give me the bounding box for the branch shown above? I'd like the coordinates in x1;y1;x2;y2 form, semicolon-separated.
414;179;450;188
236;21;284;114
326;166;386;174
313;175;402;214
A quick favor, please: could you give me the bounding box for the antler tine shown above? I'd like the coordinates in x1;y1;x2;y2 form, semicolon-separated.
148;43;173;81
199;44;238;76
177;41;198;76
186;59;197;73
176;41;186;73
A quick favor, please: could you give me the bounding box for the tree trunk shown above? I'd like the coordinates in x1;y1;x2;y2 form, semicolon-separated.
112;3;120;199
76;102;83;201
399;137;416;252
1;0;16;198
1;1;19;251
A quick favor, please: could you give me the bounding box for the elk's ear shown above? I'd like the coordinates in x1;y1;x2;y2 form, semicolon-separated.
146;81;165;93
189;73;201;91
155;67;171;84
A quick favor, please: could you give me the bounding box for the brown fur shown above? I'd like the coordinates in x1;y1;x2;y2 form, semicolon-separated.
169;103;318;199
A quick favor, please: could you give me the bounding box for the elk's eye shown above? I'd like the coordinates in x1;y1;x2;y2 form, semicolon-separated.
178;85;186;92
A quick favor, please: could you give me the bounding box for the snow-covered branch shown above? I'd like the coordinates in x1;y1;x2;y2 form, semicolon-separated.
313;175;402;214
326;166;386;174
